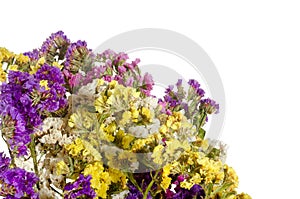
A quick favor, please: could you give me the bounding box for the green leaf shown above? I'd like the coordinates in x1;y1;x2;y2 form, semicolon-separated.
211;182;234;196
206;148;220;160
205;183;214;198
198;128;206;139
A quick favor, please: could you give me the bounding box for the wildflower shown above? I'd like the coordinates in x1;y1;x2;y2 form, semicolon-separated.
64;174;96;199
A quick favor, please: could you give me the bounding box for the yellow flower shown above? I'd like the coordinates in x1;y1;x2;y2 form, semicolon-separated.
84;162;112;198
122;134;135;149
82;140;102;162
30;57;45;74
109;80;117;88
68;113;78;128
180;180;194;190
0;47;14;61
97;78;105;86
95;96;107;114
15;54;29;64
236;193;252;199
100;122;116;142
130;107;139;123
37;57;45;65
65;138;85;156
224;164;239;190
39;80;50;90
120;111;131;125
152;145;164;165
161;164;172;191
108;168;127;188
131;139;147;152
190;172;202;185
159;124;168;134
0;67;6;82
201;139;209;151
141;107;152;121
52;61;63;70
197;157;224;184
56;161;69;175
8;64;18;71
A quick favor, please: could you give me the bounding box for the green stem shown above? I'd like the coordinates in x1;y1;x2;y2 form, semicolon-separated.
143;171;159;199
127;173;143;194
1;133;16;167
198;111;207;128
29;134;40;189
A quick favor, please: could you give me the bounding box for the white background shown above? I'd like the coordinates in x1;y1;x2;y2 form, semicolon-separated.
1;1;300;198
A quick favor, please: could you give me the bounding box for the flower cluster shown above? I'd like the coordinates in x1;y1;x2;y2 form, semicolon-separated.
64;174;96;199
0;31;251;199
0;152;39;198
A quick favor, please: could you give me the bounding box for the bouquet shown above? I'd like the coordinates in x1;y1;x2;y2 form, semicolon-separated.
0;31;251;199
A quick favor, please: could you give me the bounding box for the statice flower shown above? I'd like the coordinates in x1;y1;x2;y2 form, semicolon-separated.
64;40;91;74
0;65;67;156
35;64;67;112
23;49;39;61
158;79;186;114
64;174;96;199
166;184;205;199
0;71;41;155
200;98;220;114
40;31;70;62
126;172;154;199
0;153;39;199
95;49;154;96
0;152;10;175
188;79;205;97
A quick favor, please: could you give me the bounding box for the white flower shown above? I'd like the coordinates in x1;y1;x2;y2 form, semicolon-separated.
111;190;130;199
15;157;34;172
39;186;56;199
128;126;149;138
147;118;160;133
77;79;98;95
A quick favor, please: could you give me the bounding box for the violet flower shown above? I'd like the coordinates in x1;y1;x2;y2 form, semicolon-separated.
166;184;205;199
188;79;205;98
0;153;39;199
23;49;39;61
200;98;220;114
40;31;70;61
0;66;67;156
64;174;96;199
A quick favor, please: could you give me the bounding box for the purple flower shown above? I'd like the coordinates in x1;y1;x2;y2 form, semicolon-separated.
118;65;127;73
177;175;185;182
1;168;39;199
142;73;154;91
131;58;140;68
95;50;153;96
23;49;39;61
188;79;205;97
0;68;67;156
64;40;91;73
166;184;205;199
0;153;39;199
126;172;154;199
200;98;220;114
176;79;183;87
64;174;96;199
40;31;70;60
0;152;10;175
35;64;65;85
